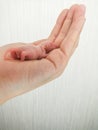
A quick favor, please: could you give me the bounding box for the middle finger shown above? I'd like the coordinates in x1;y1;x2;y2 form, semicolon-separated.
54;4;79;47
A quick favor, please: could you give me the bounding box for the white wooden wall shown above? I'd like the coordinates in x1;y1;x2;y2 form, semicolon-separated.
0;0;98;130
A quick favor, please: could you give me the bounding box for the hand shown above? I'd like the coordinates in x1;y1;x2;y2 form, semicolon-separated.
0;4;86;104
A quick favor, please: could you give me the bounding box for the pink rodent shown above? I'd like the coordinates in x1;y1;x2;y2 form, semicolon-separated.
4;42;58;61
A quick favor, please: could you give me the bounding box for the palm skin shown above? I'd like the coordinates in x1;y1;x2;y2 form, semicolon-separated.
0;4;86;104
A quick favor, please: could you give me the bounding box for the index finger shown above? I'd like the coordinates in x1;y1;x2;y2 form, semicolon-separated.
61;5;86;57
48;9;68;42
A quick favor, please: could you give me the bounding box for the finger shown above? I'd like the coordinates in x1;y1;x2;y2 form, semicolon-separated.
61;5;86;57
70;5;86;56
70;20;85;57
61;17;85;57
54;4;79;47
70;38;80;57
48;9;68;42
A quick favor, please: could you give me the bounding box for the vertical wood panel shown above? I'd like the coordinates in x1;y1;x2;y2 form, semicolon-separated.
0;0;98;130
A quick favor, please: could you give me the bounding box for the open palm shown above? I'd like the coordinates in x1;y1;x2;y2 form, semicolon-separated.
0;4;85;104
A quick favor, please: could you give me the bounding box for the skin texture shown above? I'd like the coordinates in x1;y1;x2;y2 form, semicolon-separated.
0;4;86;104
4;41;58;61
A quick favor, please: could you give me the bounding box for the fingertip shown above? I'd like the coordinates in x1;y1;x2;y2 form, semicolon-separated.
79;4;86;14
62;8;69;12
63;9;69;14
79;4;86;10
70;4;79;10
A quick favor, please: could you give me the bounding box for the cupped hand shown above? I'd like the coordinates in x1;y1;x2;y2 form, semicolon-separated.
0;4;86;104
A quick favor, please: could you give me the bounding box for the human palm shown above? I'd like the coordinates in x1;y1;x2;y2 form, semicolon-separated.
0;4;85;104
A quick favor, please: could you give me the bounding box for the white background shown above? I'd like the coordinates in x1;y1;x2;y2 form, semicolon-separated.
0;0;98;130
